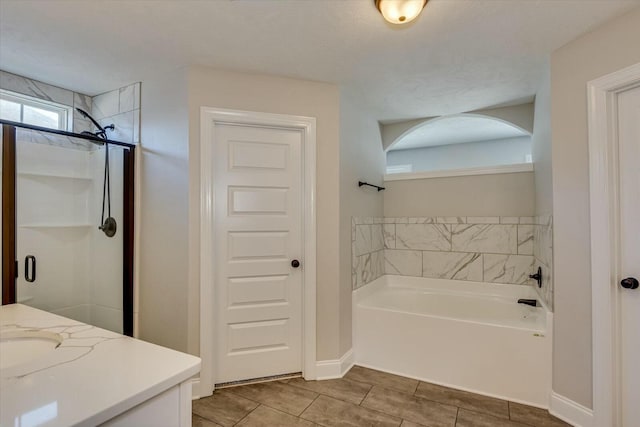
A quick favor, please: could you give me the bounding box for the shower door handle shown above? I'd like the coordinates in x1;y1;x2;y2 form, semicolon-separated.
25;255;36;283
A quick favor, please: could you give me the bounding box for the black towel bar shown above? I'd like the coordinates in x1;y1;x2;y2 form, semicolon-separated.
358;181;385;192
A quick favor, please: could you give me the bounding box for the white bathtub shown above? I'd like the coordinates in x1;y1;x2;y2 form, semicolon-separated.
353;275;552;407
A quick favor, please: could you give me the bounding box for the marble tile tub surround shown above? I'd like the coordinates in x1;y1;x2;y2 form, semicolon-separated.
352;217;385;289
353;216;553;302
1;70;94;134
385;216;537;286
92;82;141;144
534;214;554;310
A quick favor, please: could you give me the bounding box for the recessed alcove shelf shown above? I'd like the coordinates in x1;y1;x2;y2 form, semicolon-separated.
18;171;93;181
384;163;533;182
19;223;93;229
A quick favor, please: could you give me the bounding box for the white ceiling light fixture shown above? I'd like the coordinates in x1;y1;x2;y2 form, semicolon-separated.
375;0;427;25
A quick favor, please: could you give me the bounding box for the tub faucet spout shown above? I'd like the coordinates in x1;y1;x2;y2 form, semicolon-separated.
518;299;538;307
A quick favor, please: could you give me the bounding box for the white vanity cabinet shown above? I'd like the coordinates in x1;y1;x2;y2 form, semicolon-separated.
1;304;200;427
101;381;192;427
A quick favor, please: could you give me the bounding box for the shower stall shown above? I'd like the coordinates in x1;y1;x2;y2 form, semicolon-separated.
1;121;135;336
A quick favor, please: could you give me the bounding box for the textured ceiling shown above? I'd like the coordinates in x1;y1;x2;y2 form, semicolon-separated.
390;115;529;151
0;0;638;121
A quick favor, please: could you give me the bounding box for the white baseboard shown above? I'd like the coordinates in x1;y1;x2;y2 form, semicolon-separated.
195;352;355;397
549;391;593;427
191;377;203;400
315;349;354;380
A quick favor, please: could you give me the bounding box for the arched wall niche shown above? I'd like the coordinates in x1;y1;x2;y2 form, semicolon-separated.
381;102;534;151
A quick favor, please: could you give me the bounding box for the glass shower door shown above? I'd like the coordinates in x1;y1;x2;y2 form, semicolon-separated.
10;126;130;334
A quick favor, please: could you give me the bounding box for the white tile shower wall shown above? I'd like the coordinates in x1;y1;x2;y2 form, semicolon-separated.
91;82;141;144
1;70;73;105
88;145;125;333
0;70;93;134
15;138;93;324
534;214;554;310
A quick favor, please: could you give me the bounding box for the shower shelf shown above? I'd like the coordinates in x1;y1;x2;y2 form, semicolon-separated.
18;171;92;180
19;223;93;229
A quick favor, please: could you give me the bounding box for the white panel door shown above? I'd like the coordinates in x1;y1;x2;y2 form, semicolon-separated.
617;85;640;427
214;123;303;383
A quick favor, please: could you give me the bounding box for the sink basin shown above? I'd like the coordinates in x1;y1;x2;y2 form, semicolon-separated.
0;330;63;370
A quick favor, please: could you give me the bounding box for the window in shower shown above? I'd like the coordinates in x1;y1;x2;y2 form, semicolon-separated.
0;89;71;131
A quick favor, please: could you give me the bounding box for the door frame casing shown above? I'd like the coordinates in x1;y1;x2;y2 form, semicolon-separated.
587;62;640;427
199;107;317;396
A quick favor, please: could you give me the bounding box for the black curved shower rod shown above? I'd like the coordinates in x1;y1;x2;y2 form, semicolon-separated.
75;108;114;140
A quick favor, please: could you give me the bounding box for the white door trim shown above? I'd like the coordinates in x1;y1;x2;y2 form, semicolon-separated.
587;62;640;427
199;107;317;396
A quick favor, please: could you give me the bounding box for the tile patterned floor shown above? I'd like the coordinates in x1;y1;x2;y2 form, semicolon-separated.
192;365;571;427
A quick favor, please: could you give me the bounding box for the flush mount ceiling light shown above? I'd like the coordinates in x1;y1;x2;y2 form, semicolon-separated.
375;0;428;25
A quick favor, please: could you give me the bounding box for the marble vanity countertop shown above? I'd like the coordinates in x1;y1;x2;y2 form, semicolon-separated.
0;304;201;427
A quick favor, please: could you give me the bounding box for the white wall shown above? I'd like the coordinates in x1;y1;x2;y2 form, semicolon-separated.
386;136;531;173
532;68;552;215
138;67;190;352
339;93;385;353
530;64;554;310
383;172;536;217
140;66;373;364
551;5;640;409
